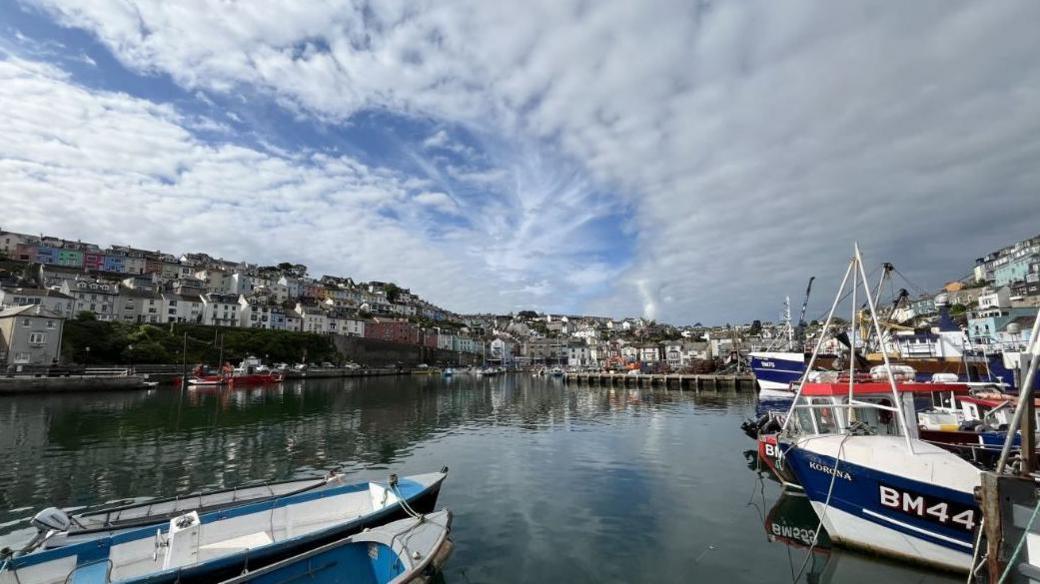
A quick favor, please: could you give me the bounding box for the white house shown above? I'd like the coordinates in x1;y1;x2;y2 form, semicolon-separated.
278;276;302;299
230;272;256;295
295;304;328;334
118;287;161;323
196;269;234;294
284;312;303;332
328;311;365;337
163;292;204;323
567;345;591;367
201;293;240;326
60;279;120;321
489;337;514;364
978;287;1012;310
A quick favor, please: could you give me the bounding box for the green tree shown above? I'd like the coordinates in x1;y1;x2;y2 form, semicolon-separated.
384;283;402;303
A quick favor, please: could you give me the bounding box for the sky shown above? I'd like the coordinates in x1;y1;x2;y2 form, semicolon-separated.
0;1;1038;324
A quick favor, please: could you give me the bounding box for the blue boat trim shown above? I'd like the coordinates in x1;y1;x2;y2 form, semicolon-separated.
7;474;444;582
784;448;977;555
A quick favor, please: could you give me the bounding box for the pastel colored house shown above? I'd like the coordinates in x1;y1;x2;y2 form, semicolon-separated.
103;254;126;273
13;243;38;262
83;252;106;270
35;246;59;264
365;319;419;344
57;249;84;268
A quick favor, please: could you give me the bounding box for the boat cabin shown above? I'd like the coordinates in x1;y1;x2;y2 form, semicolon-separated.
786;381;971;439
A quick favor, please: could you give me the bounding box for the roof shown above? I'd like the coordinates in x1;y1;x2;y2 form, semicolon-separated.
0;287;73;299
119;286;159;299
800;381;970;397
0;305;64;319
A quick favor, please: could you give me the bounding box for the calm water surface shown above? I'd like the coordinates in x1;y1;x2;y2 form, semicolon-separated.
0;375;958;583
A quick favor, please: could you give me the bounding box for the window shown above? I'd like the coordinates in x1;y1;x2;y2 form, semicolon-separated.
21;318;30;327
46;320;55;329
28;332;46;345
14;352;31;363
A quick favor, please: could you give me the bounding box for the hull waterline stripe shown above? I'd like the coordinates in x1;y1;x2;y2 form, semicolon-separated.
860;508;972;549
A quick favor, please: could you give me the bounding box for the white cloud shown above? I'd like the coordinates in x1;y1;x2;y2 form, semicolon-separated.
13;0;1040;322
413;191;458;214
422;130;450;150
0;54;621;316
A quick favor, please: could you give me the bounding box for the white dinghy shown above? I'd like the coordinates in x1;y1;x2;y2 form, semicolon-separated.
0;470;447;584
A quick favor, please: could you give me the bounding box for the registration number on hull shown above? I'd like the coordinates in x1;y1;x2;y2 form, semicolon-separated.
878;484;975;531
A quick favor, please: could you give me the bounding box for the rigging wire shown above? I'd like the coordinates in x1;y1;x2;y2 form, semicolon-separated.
792;433;851;584
809;265;882;325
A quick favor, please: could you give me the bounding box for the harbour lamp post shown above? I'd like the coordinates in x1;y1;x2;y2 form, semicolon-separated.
85;346;90;368
128;344;134;375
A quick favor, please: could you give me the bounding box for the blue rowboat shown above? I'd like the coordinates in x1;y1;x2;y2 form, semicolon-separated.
0;471;447;584
221;510;453;584
41;474;348;549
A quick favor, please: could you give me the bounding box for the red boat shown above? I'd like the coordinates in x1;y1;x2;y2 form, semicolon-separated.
187;357;284;387
227;356;284;386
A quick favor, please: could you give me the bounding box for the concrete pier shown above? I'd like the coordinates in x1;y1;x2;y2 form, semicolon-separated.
562;372;755;392
0;374;151;394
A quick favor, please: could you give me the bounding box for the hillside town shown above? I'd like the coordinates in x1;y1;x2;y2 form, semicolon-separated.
1;228;1038;372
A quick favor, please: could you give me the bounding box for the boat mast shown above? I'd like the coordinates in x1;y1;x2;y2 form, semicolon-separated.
995;306;1040;473
780;258;854;433
784;296;793;350
847;255;858;423
780;244;914;453
851;243;914;453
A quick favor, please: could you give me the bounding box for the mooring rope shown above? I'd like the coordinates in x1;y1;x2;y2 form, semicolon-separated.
792;433;851;584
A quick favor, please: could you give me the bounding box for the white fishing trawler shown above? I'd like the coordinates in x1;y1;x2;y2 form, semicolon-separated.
776;245;983;573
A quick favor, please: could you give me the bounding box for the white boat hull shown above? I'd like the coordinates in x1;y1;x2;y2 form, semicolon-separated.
810;501;972;572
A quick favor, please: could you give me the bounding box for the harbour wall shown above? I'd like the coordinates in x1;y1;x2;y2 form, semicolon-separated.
0;375;149;394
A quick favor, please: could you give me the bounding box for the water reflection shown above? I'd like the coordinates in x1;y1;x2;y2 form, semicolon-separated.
0;376;959;582
744;456;960;583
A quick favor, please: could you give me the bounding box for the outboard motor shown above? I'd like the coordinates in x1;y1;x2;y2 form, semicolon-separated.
33;507;71;533
740;415;769;439
11;507;72;557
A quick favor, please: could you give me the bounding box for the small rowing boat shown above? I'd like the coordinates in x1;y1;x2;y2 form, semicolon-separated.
219;510;453;584
41;474;347;548
0;471;448;584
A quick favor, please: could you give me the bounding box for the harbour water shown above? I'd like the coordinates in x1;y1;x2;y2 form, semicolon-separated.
0;375;959;583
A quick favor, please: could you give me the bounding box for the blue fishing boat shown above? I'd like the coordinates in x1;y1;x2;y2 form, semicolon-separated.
219;510;453;584
748;351;808;398
776;246;983;573
0;471;447;584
